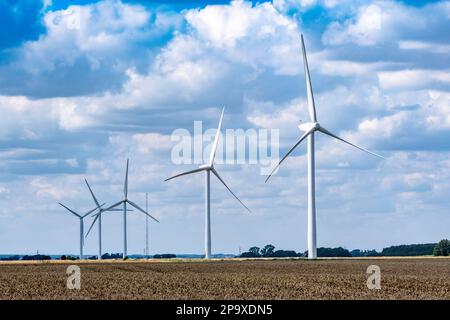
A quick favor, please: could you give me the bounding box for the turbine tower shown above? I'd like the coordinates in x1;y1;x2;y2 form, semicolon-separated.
165;107;251;259
84;179;131;260
265;35;384;259
58;202;103;259
102;159;159;259
145;192;149;259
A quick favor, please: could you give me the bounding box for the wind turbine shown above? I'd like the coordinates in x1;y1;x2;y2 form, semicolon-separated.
58;202;103;259
84;179;132;260
102;159;159;259
265;34;385;259
165;107;251;259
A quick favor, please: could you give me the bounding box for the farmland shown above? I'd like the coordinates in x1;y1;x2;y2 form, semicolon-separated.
0;258;449;299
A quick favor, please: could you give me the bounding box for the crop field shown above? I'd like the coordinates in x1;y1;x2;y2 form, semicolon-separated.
0;258;449;300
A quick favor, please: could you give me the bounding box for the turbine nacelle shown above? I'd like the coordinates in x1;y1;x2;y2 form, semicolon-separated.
199;164;212;170
298;122;320;132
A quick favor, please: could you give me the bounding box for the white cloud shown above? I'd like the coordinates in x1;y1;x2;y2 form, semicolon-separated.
0;0;306;131
399;40;450;54
50;102;94;130
30;177;79;200
65;158;79;168
426;90;450;129
0;95;96;134
318;60;385;76
246;97;304;131
132;133;173;154
185;0;302;75
21;1;152;73
378;69;450;90
357;112;409;139
0;186;10;194
322;2;428;46
323;4;385;46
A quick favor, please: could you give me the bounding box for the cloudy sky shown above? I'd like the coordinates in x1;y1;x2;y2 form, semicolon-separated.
0;0;449;256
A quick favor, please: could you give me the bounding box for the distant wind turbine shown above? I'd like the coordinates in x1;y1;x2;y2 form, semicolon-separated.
84;178;132;260
165;107;251;259
265;34;385;259
101;159;159;259
58;202;104;259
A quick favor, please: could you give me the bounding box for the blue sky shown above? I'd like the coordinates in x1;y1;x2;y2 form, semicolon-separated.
0;0;449;255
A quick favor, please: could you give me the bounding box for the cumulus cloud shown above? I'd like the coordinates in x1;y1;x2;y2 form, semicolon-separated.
378;69;450;90
132;133;173;153
322;1;450;48
0;0;181;97
23;1;151;73
322;4;386;46
185;0;302;75
399;40;450;54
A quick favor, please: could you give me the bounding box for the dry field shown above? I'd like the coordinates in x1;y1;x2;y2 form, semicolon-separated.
0;258;449;299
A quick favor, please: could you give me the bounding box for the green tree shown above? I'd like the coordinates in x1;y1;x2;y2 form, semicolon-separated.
433;239;450;256
260;244;275;257
249;247;261;256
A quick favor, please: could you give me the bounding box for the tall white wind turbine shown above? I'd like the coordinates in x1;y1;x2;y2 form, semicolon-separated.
165;107;251;259
265;35;385;259
58;202;103;259
101;159;159;259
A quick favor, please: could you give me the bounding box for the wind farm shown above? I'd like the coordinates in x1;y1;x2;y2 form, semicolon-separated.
50;36;384;262
0;34;445;302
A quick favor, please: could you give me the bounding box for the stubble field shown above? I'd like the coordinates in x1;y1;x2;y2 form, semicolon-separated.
0;258;449;300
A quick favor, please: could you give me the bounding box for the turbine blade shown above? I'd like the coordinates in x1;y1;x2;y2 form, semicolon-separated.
82;202;105;218
165;167;205;181
84;178;100;207
58;202;81;218
265;128;314;182
211;168;251;213
301;34;317;122
85;213;100;238
103;200;124;212
124;159;129;198
126;200;160;223
209;107;225;166
318;127;385;159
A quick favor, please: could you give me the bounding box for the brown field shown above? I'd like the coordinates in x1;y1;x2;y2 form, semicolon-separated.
0;258;449;300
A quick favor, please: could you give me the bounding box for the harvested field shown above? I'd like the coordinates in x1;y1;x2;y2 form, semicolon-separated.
0;258;449;299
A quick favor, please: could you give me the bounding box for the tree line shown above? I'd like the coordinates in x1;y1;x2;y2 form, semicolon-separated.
240;240;450;258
